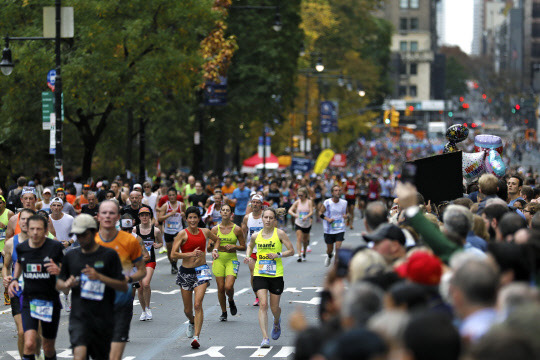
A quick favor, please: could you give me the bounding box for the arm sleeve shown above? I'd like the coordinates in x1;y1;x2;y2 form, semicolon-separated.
405;207;460;264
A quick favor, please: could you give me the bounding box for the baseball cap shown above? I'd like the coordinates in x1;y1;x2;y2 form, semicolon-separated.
394;251;443;285
96;181;103;188
51;197;64;206
252;195;264;202
21;187;37;197
138;207;151;215
70;214;98;235
364;223;406;246
250;191;257;197
133;183;143;190
43;188;52;194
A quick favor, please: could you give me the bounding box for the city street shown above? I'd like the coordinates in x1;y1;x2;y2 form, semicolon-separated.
0;216;367;360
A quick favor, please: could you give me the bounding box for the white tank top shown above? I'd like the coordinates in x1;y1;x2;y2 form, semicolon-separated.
323;198;348;234
41;200;51;212
246;213;263;252
163;201;183;234
295;199;312;228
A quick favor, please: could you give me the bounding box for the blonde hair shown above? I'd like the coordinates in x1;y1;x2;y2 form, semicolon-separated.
478;174;498;195
473;214;489;241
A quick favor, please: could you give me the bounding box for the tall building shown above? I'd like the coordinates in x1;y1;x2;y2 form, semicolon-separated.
436;0;446;46
472;0;485;55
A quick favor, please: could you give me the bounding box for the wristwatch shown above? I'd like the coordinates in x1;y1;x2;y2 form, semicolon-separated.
276;252;282;258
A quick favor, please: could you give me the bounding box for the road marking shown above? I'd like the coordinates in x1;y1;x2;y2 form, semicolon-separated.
291;297;321;305
236;346;272;357
301;286;324;292
4;351;136;359
182;346;225;357
156;255;168;262
0;308;12;315
283;287;302;293
234;287;250;296
274;346;295;358
6;351;20;360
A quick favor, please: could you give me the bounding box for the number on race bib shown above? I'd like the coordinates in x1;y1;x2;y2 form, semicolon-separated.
195;264;212;281
258;260;277;276
331;219;344;231
81;274;106;301
232;260;240;275
30;299;53;322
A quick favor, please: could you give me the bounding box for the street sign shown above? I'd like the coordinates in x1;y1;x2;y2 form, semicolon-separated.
320;101;338;133
204;77;227;106
47;69;56;92
49;113;56;154
291;157;312;172
42;92;64;130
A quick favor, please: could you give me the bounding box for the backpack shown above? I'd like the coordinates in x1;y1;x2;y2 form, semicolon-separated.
7;188;22;212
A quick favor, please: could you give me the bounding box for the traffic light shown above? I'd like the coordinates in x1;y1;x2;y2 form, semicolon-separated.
293;137;299;149
390;107;400;127
405;105;414;117
306;121;313;136
448;111;453;117
462;103;469;109
383;110;390;125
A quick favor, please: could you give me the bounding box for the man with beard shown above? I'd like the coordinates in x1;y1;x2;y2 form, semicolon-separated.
481;204;509;242
121;191;152;227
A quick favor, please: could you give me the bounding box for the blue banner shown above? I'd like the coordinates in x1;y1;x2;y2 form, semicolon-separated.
204;76;227;106
320;101;338;133
291;157;312;172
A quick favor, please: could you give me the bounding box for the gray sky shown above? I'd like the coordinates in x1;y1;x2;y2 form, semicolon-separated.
444;0;474;54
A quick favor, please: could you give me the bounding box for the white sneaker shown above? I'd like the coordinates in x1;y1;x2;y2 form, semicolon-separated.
307;245;312;253
139;312;147;321
146;307;152;320
186;322;195;338
324;255;332;267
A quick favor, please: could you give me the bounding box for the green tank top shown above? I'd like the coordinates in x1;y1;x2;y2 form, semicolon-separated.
0;208;9;249
216;224;238;260
254;228;283;278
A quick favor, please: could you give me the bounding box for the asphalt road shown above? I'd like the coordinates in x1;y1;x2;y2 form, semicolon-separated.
0;215;367;360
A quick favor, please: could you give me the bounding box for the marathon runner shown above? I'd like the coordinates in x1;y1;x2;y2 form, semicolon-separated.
343;173;357;230
321;185;348;267
57;214;127;360
6;187;38;239
2;209;37;359
0;194;14;304
36;188;52;213
171;206;220;349
73;184;91;214
158;188;186;274
8;214;64;360
288;187;313;262
203;192;223;228
80;191;99;219
244;208;294;348
95;200;147;360
241;194;264;306
210;204;245;321
134;207;162;321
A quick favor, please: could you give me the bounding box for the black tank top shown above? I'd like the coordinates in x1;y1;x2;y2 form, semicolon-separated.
135;225;156;263
267;189;281;204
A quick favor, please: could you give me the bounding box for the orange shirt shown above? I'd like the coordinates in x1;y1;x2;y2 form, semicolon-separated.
95;231;142;275
221;185;236;196
74;195;88;210
66;194;76;205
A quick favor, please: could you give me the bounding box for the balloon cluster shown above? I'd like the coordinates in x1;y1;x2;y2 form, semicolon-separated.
443;124;469;154
462;134;506;183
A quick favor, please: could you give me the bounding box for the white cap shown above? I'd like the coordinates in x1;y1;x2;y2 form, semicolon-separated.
43;188;52;194
252;195;264;202
70;214;98;235
51;197;64;206
133;183;143;190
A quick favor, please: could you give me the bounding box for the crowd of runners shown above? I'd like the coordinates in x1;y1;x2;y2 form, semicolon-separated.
2;135;540;359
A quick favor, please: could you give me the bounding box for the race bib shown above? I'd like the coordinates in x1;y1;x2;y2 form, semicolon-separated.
30;299;53;322
195;264;212;281
81;274;105;301
331;219;344;231
347;188;355;196
0;228;5;241
249;227;263;238
144;240;154;252
232;260;240;275
299;211;309;220
368;192;377;200
258;259;277;276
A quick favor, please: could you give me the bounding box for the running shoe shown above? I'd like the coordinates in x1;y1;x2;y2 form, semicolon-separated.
191;338;200;349
229;299;237;316
253;298;259;306
307;245;312;253
4;289;10;306
139;312;147;321
146;307;152;320
260;338;270;348
186;322;195;338
324;255;332;267
171;263;178;275
297;256;302;263
219;312;227;321
159;247;167;254
302;253;306;261
271;318;281;340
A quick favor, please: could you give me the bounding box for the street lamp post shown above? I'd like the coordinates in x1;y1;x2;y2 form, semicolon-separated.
301;53;324;156
1;0;64;183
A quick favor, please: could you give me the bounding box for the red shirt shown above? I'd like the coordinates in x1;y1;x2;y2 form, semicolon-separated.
158;195;183;208
345;181;357;200
181;228;206;254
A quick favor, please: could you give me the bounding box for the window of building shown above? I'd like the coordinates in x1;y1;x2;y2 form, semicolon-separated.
399;86;407;97
410;41;418;52
410;63;418;75
400;62;407;75
400;41;408;52
400;18;408;31
410;85;417;97
410;0;419;9
400;0;409;9
410;18;419;30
